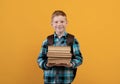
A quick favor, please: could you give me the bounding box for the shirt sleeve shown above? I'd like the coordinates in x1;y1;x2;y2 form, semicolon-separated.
71;38;83;68
37;39;51;70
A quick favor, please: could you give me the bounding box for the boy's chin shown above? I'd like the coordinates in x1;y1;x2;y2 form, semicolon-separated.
56;30;64;33
56;29;65;32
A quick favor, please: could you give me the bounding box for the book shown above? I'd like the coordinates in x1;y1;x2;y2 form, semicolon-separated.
47;46;72;64
48;57;71;60
48;50;70;53
48;46;71;51
48;59;71;64
47;52;72;57
47;55;71;58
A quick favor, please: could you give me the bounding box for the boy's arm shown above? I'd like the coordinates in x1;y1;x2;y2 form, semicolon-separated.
71;38;83;68
37;39;50;70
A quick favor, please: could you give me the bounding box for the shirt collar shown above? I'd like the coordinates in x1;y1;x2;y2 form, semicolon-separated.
54;31;67;39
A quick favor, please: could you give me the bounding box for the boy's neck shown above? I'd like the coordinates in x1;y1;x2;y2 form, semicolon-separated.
55;31;65;38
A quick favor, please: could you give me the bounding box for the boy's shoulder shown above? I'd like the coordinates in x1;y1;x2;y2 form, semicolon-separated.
42;33;79;46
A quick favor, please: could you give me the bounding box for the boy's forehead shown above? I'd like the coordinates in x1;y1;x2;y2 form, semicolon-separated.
52;15;67;21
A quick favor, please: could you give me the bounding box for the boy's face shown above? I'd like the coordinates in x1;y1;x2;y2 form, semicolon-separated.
51;15;67;34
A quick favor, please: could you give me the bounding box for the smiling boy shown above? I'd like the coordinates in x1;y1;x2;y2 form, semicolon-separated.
37;10;83;84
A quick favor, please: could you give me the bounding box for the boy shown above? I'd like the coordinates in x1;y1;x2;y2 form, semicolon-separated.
37;10;83;84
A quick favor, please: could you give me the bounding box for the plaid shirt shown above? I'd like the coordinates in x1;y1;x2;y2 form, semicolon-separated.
37;31;83;84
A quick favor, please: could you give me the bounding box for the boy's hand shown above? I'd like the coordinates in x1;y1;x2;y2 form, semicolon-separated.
64;63;72;68
46;63;66;67
46;63;73;67
55;63;72;67
46;63;56;67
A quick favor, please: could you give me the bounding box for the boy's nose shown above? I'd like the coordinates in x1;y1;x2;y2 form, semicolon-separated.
57;22;62;26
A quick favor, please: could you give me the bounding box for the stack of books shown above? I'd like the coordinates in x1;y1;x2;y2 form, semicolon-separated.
47;46;72;64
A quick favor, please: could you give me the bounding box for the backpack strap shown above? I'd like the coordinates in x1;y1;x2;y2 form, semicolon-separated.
66;33;74;54
66;33;74;46
47;34;54;45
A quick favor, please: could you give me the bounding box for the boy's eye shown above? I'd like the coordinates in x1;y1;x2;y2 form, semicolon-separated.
61;21;64;23
55;21;58;23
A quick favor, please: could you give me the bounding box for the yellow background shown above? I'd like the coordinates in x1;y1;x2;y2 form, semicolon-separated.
0;0;120;84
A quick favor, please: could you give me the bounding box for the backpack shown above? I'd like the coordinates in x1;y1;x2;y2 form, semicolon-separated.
47;33;77;79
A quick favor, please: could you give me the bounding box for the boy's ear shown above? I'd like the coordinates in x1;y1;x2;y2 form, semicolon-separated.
66;19;68;23
51;20;53;26
51;23;53;26
66;20;68;24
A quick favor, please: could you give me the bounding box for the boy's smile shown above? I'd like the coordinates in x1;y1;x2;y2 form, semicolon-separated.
51;15;67;35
